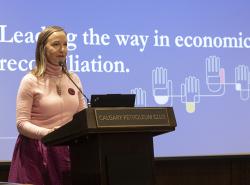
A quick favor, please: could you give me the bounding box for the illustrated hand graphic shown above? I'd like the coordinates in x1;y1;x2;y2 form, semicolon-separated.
235;65;250;100
206;56;225;92
131;88;146;107
152;67;172;105
181;76;200;113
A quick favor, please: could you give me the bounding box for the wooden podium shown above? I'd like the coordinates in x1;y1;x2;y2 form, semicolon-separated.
42;107;176;185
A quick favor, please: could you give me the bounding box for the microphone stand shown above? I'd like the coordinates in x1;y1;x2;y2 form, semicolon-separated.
59;62;91;108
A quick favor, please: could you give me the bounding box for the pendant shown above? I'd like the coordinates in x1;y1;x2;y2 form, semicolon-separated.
56;85;62;96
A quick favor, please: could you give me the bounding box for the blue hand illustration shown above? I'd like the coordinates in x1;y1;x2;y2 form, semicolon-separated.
206;56;225;92
181;76;200;113
131;88;147;107
235;65;250;100
152;67;172;105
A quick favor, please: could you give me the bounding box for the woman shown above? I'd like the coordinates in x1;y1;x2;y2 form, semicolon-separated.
8;26;87;185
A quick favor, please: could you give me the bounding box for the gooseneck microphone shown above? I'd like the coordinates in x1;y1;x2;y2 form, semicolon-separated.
59;61;91;107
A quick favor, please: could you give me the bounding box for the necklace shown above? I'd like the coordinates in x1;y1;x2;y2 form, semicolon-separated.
55;75;63;96
56;84;62;96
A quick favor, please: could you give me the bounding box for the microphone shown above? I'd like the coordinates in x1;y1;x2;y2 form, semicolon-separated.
59;61;91;107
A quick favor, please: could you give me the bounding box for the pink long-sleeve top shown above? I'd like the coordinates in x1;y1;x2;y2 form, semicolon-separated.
16;62;87;139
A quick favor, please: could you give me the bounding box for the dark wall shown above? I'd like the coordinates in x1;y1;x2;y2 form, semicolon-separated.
1;156;250;184
154;156;250;185
0;161;10;182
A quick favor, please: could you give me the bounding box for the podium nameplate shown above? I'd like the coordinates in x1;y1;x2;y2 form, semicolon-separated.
95;108;171;128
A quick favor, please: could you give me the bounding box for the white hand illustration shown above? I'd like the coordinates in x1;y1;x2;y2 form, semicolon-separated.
181;76;200;113
206;56;225;92
235;65;250;100
131;88;147;107
152;67;172;105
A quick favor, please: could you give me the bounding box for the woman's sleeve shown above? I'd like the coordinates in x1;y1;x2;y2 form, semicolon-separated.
16;75;52;140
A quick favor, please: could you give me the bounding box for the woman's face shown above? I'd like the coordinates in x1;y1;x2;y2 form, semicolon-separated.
45;31;67;65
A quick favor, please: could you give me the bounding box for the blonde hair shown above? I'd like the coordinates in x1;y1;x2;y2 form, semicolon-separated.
32;26;69;77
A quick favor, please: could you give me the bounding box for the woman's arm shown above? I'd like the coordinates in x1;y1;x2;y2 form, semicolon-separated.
16;74;53;140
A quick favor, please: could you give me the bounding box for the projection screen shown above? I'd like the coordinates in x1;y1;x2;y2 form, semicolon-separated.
1;1;250;160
